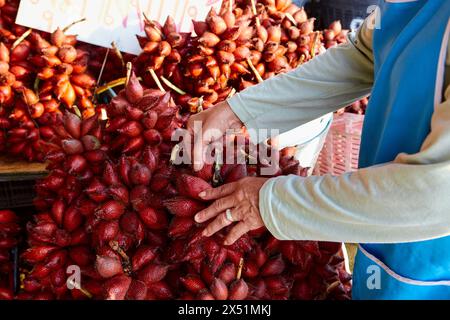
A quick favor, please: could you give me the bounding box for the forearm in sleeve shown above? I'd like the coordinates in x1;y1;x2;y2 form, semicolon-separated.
227;17;375;142
259;85;450;244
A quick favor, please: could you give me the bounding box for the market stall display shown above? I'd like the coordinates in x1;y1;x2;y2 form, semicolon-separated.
18;71;351;300
0;0;362;300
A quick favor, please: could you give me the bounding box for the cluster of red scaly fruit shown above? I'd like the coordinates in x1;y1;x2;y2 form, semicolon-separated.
0;0;98;162
0;0;365;161
133;0;334;113
134;16;191;97
133;0;368;116
0;209;20;300
16;110;108;300
29;28;97;118
19;73;351;300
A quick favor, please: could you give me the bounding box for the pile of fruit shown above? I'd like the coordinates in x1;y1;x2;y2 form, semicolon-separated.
0;0;101;161
134;0;352;112
15;72;351;300
0;0;357;300
0;0;365;163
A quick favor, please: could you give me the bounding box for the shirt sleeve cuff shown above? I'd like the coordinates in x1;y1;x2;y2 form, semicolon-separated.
227;94;266;144
259;176;303;240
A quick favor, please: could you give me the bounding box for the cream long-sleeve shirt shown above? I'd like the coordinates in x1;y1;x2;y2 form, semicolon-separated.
227;18;450;244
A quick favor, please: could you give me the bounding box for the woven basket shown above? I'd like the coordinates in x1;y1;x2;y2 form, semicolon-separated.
314;113;364;176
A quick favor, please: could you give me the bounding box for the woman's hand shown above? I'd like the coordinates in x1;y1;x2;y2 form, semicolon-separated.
195;177;270;245
187;101;243;171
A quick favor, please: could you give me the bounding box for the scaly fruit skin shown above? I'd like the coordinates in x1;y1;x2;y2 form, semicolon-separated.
126;280;148;300
168;216;195;238
210;278;228;300
138;263;169;286
132;246;157;272
0;2;98;163
180;274;206;294
95;201;126;220
229;279;249;300
104;275;132;300
163;197;206;217
95;255;124;278
175;174;211;200
21;101;109;299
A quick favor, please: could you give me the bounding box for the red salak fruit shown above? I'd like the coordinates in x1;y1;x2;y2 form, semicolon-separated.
163;196;206;217
175;174;211;200
104;275;132;300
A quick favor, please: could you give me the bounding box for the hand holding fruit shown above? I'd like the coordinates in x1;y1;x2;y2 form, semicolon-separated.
195;177;269;245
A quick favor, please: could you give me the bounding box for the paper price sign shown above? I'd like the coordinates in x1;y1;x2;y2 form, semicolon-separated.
16;0;222;55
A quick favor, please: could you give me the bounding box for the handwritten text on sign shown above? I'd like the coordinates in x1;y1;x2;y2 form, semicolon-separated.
16;0;221;55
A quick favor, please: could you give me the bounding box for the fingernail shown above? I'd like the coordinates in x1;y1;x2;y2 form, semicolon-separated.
202;230;208;237
194;214;202;223
198;191;206;198
223;240;230;246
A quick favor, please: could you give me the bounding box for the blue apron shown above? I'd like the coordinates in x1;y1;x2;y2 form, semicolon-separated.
352;0;450;299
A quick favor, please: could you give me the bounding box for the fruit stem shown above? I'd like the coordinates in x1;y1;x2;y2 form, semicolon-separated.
109;240;132;275
160;75;186;95
196;96;204;113
246;57;263;83
311;32;319;58
285;12;297;26
148;68;166;92
250;0;257;16
125;62;132;86
67;278;93;298
95;77;127;95
142;12;151;24
227;88;236;99
111;41;125;68
250;0;260;27
33;77;40;96
109;241;130;262
326;280;341;294
78;286;93;299
170;144;180;165
63;17;87;33
72;105;82;118
143;14;165;40
93;47;110;101
11;28;32;50
236;258;244;280
298;54;306;65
